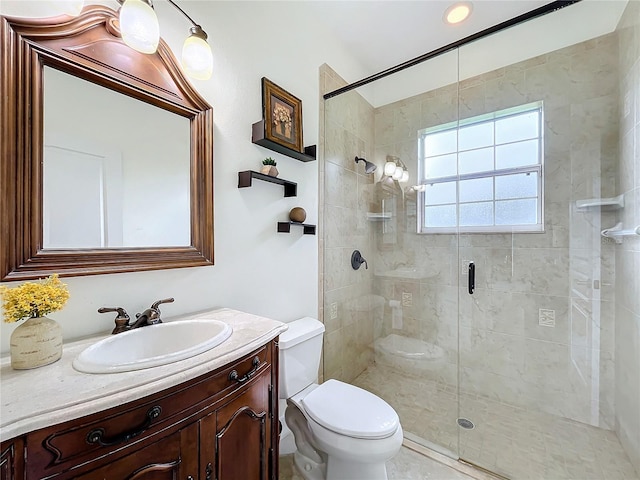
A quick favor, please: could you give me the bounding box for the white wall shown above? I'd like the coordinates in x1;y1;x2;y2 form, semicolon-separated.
0;1;368;353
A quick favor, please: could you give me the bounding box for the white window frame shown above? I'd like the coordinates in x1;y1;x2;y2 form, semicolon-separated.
417;101;544;234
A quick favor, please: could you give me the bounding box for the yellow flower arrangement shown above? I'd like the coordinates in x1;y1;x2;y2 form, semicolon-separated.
0;274;70;323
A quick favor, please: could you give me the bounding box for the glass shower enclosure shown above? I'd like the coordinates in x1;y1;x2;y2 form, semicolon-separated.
321;2;640;479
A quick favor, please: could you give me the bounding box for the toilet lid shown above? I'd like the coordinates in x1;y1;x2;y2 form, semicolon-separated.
301;379;399;439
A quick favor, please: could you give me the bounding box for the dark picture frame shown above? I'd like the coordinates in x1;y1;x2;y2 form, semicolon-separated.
262;77;303;153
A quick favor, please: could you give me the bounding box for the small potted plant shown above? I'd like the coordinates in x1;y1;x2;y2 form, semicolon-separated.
1;274;70;369
261;157;279;177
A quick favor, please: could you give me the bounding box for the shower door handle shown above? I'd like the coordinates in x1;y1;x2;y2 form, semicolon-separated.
468;262;475;294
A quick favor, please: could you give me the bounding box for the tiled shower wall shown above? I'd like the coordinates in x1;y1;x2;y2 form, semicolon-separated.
372;33;620;428
321;65;378;383
616;0;640;472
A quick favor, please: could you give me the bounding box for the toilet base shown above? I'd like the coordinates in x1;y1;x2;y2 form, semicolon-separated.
293;450;389;480
294;450;325;480
326;457;389;480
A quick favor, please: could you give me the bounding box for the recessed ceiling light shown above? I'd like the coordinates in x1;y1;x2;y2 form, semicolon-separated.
444;2;473;25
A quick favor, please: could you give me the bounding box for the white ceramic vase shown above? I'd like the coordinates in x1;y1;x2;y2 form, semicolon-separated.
10;316;63;370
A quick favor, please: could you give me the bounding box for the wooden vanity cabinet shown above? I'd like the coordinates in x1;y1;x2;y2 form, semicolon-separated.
0;340;279;480
72;423;198;480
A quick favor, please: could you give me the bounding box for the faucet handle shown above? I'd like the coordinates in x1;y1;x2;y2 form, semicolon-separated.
147;298;174;324
151;298;174;310
151;297;173;316
98;307;131;334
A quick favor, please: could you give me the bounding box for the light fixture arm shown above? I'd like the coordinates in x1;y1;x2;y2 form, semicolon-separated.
166;0;206;38
116;0;207;37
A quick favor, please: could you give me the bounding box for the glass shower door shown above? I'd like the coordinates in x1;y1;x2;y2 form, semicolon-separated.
322;52;464;461
455;4;638;479
321;2;639;479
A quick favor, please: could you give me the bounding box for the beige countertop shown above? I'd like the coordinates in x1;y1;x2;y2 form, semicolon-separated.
0;308;287;442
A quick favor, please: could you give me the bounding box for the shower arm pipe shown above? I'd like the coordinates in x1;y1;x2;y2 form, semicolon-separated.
323;0;581;100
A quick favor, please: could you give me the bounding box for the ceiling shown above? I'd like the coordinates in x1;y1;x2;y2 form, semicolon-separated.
305;0;556;76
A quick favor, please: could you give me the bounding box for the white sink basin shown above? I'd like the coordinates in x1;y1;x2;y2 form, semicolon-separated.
73;319;232;374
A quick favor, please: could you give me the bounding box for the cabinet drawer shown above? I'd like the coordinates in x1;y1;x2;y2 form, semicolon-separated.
26;345;271;479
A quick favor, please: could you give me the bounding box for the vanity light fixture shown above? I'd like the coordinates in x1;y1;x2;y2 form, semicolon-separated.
66;0;213;80
120;0;213;80
384;158;398;176
384;155;409;183
444;2;473;25
62;0;213;80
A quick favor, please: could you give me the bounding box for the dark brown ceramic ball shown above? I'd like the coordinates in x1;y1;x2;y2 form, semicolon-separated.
289;207;307;223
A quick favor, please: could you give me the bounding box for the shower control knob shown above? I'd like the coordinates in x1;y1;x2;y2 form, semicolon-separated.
351;250;368;270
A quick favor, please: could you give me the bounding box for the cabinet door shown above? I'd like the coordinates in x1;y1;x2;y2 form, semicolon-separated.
73;423;198;480
214;369;270;480
1;439;24;480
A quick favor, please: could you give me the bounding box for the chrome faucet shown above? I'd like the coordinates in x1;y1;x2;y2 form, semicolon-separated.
130;298;175;329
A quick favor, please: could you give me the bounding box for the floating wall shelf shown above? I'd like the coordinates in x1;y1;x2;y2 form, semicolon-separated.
277;222;316;235
576;194;624;211
252;120;316;162
238;170;297;197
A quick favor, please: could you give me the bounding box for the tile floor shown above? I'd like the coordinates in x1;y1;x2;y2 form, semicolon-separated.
351;363;639;480
280;444;479;480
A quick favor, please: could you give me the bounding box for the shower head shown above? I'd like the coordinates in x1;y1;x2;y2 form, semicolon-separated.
355;156;377;174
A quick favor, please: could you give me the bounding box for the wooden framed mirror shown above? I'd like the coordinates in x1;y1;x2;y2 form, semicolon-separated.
0;5;214;281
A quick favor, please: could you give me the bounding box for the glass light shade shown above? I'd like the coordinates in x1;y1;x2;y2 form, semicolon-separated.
392;166;404;180
400;170;409;183
182;33;213;81
120;0;160;54
55;0;84;16
384;161;397;176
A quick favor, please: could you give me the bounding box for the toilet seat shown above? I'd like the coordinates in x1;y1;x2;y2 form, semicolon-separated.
301;379;399;439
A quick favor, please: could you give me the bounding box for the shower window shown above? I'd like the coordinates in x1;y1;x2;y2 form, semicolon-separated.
418;101;544;233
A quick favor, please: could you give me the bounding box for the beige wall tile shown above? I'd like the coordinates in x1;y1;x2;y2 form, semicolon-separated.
615;1;640;472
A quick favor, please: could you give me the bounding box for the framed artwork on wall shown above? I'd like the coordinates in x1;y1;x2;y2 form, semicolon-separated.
261;77;303;153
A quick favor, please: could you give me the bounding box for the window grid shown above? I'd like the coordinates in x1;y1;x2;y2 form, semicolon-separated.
418;102;543;234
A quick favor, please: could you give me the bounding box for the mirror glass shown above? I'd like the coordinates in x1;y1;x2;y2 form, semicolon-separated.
43;66;191;249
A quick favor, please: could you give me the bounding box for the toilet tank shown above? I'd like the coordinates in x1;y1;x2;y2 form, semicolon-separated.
278;317;325;399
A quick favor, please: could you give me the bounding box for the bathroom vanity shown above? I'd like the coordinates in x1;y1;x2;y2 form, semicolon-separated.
0;309;286;480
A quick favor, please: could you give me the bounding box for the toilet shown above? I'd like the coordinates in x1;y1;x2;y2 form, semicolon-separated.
279;317;403;480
